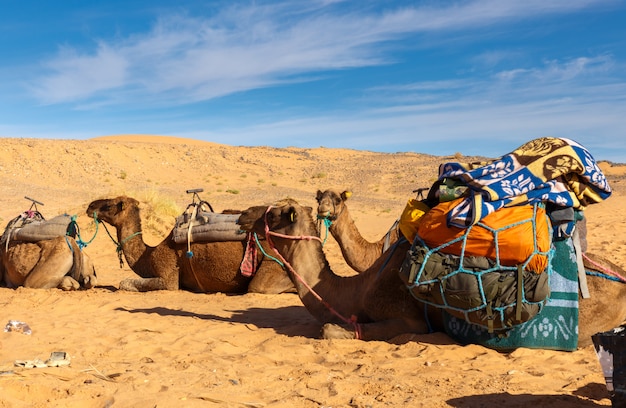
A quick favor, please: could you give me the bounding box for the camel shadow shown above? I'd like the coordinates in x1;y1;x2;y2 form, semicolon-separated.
115;305;322;338
95;285;119;292
446;383;610;408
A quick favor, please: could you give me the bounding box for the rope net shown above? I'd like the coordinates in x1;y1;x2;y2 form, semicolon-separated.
401;203;554;333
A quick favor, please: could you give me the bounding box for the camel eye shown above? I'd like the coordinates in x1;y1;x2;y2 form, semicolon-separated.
288;207;297;222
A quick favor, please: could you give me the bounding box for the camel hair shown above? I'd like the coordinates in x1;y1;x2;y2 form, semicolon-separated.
237;197;626;348
1;236;97;290
86;196;295;294
316;189;400;273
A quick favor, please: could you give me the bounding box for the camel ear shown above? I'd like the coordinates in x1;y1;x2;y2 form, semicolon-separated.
315;190;323;201
341;191;352;200
117;202;125;212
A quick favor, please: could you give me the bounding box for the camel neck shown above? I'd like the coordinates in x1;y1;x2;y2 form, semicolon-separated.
329;206;387;273
270;234;371;324
113;220;150;273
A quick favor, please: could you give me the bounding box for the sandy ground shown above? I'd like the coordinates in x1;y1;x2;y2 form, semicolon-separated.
0;135;625;407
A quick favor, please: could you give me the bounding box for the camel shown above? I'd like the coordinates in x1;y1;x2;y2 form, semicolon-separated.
86;196;295;294
237;198;626;348
316;189;400;273
0;236;97;290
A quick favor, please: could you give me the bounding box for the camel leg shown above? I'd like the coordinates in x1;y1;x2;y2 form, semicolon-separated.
79;254;97;289
23;239;73;289
119;276;175;292
321;317;432;341
248;265;296;294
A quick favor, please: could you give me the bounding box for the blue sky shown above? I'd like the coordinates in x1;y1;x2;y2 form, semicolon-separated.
1;1;625;162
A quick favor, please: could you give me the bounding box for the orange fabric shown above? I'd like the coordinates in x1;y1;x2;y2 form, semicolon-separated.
416;198;551;273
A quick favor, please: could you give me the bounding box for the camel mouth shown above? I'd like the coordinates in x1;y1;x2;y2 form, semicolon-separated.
316;211;335;221
237;206;271;234
235;215;253;232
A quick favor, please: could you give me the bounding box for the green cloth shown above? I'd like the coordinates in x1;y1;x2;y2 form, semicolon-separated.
443;237;579;351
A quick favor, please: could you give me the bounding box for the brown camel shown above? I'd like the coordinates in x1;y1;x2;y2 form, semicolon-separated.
86;196;294;294
237;198;626;348
0;236;97;290
316;189;400;273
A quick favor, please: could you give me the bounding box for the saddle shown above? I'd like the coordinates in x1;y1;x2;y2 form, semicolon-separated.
171;193;245;244
1;197;74;248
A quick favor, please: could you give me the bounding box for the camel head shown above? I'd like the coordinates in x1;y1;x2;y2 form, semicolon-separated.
315;189;351;220
86;196;141;227
238;199;317;239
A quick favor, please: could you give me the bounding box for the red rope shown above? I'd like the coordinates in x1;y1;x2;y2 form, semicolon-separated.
583;253;626;283
263;206;363;339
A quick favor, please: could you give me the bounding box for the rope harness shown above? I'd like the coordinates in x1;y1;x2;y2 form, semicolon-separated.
68;214;98;249
316;204;399;254
97;215;142;269
315;198;346;246
263;206;362;340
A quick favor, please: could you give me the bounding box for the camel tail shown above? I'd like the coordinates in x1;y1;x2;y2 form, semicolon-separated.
67;237;84;283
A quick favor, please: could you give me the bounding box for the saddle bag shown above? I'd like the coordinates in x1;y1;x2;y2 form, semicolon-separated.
399;244;550;333
399;200;552;333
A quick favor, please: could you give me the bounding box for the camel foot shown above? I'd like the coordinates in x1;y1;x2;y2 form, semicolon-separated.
82;275;97;289
119;279;140;292
58;277;80;291
321;323;357;340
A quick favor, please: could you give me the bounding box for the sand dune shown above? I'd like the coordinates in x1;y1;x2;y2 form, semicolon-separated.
0;135;624;407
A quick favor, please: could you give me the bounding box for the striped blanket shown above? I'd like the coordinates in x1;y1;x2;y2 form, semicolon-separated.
438;137;612;228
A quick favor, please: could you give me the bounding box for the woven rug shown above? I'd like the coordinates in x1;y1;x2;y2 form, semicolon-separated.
443;237;579;351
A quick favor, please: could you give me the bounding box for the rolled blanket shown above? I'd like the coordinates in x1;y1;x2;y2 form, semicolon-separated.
438;137;612;228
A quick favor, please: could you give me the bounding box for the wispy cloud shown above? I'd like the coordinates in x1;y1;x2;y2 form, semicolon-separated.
180;55;625;160
28;0;617;106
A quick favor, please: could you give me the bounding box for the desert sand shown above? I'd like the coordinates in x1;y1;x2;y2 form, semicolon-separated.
0;135;625;408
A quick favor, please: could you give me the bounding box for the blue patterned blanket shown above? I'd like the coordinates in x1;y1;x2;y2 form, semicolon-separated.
438;137;612;228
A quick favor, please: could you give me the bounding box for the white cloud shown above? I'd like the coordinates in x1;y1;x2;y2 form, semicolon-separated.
31;42;128;103
28;0;618;106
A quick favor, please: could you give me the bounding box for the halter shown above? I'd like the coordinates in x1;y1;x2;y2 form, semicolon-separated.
97;214;142;269
315;197;345;245
69;214;99;249
263;206;363;339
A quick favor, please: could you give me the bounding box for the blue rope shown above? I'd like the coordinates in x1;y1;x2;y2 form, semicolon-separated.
407;202;551;328
316;215;331;246
586;270;625;282
68;214;99;249
253;232;284;267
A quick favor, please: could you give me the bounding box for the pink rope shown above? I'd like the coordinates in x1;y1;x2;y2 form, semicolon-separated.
263;206;363;339
583;253;626;283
